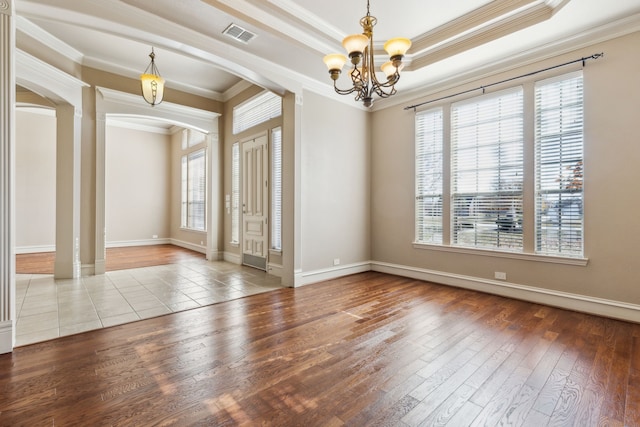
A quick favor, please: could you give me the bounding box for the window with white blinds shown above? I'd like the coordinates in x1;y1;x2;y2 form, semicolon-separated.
231;142;240;244
535;72;584;256
271;127;282;251
233;91;282;135
451;88;524;251
415;108;443;244
181;128;206;150
181;148;206;231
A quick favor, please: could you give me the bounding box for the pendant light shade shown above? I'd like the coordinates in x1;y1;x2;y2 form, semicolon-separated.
140;48;165;106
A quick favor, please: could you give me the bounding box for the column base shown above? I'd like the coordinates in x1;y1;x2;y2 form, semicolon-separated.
0;320;14;354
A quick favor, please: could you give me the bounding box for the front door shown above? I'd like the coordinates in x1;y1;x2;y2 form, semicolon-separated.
241;134;268;270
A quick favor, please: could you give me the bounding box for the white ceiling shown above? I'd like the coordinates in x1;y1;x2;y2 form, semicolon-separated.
14;0;640;110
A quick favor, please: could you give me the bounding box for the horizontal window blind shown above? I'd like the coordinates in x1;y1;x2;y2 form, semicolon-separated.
181;129;206;150
271;127;282;251
180;156;188;228
231;142;240;244
233;91;282;135
415;108;443;244
535;72;584;256
187;149;206;231
451;88;524;251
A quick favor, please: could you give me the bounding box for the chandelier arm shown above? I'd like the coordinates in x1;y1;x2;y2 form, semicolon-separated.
366;35;400;97
333;80;360;96
322;0;410;107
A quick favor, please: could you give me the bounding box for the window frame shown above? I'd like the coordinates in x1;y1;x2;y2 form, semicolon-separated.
180;147;207;232
270;127;282;252
415;107;444;245
412;71;587;266
534;71;584;257
450;87;524;252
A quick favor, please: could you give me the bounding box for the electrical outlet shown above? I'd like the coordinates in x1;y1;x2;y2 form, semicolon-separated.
494;271;507;280
152;234;158;239
333;258;340;266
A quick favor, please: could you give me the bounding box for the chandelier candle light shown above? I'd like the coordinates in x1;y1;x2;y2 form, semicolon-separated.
140;47;165;106
323;0;411;107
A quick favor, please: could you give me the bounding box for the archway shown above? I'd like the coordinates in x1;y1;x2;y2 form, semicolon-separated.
94;87;220;275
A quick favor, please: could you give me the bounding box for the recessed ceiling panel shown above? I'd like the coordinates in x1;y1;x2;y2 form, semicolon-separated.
291;0;494;41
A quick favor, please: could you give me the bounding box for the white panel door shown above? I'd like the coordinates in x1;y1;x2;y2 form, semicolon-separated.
242;135;268;269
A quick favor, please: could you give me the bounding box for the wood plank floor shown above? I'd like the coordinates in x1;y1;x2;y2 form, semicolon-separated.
15;244;205;274
1;272;639;426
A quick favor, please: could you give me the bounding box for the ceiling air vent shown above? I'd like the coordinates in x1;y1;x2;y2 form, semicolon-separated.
222;24;256;44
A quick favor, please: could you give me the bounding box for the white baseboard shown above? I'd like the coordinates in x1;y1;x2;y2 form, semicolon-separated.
267;262;283;277
223;252;241;265
81;264;95;277
371;261;640;323
169;239;206;254
0;320;13;354
106;238;171;248
294;262;372;287
15;245;55;254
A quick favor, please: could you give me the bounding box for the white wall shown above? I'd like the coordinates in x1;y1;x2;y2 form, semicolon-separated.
299;91;370;275
15;108;56;252
105;123;171;245
370;31;640;315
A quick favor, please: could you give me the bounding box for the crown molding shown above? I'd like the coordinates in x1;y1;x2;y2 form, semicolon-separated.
16;49;89;107
202;0;336;55
82;56;226;101
222;79;254;102
410;0;535;55
107;117;172;134
409;0;569;71
373;12;640;112
16;16;84;63
96;86;220;133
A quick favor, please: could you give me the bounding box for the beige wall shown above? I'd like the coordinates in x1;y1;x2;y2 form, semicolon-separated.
370;31;640;306
105;124;171;244
15;108;56;251
300;91;370;272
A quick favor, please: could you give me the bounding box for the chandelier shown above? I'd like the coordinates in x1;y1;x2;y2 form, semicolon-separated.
140;48;165;106
323;0;411;108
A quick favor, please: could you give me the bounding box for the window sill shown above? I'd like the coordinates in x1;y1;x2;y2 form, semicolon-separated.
412;242;588;266
180;228;207;234
269;249;282;256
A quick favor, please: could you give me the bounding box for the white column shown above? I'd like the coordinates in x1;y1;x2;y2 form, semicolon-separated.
94;112;106;275
0;0;15;354
54;104;82;279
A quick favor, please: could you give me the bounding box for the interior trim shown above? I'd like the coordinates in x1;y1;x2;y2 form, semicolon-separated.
0;320;13;354
372;261;640;323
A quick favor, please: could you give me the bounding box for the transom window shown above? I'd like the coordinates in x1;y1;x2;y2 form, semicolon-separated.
233;91;282;135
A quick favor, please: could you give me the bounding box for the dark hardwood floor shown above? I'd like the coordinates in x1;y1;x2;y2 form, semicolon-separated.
1;271;638;426
15;244;205;274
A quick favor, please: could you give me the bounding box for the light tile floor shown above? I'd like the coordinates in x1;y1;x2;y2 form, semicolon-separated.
15;259;283;347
